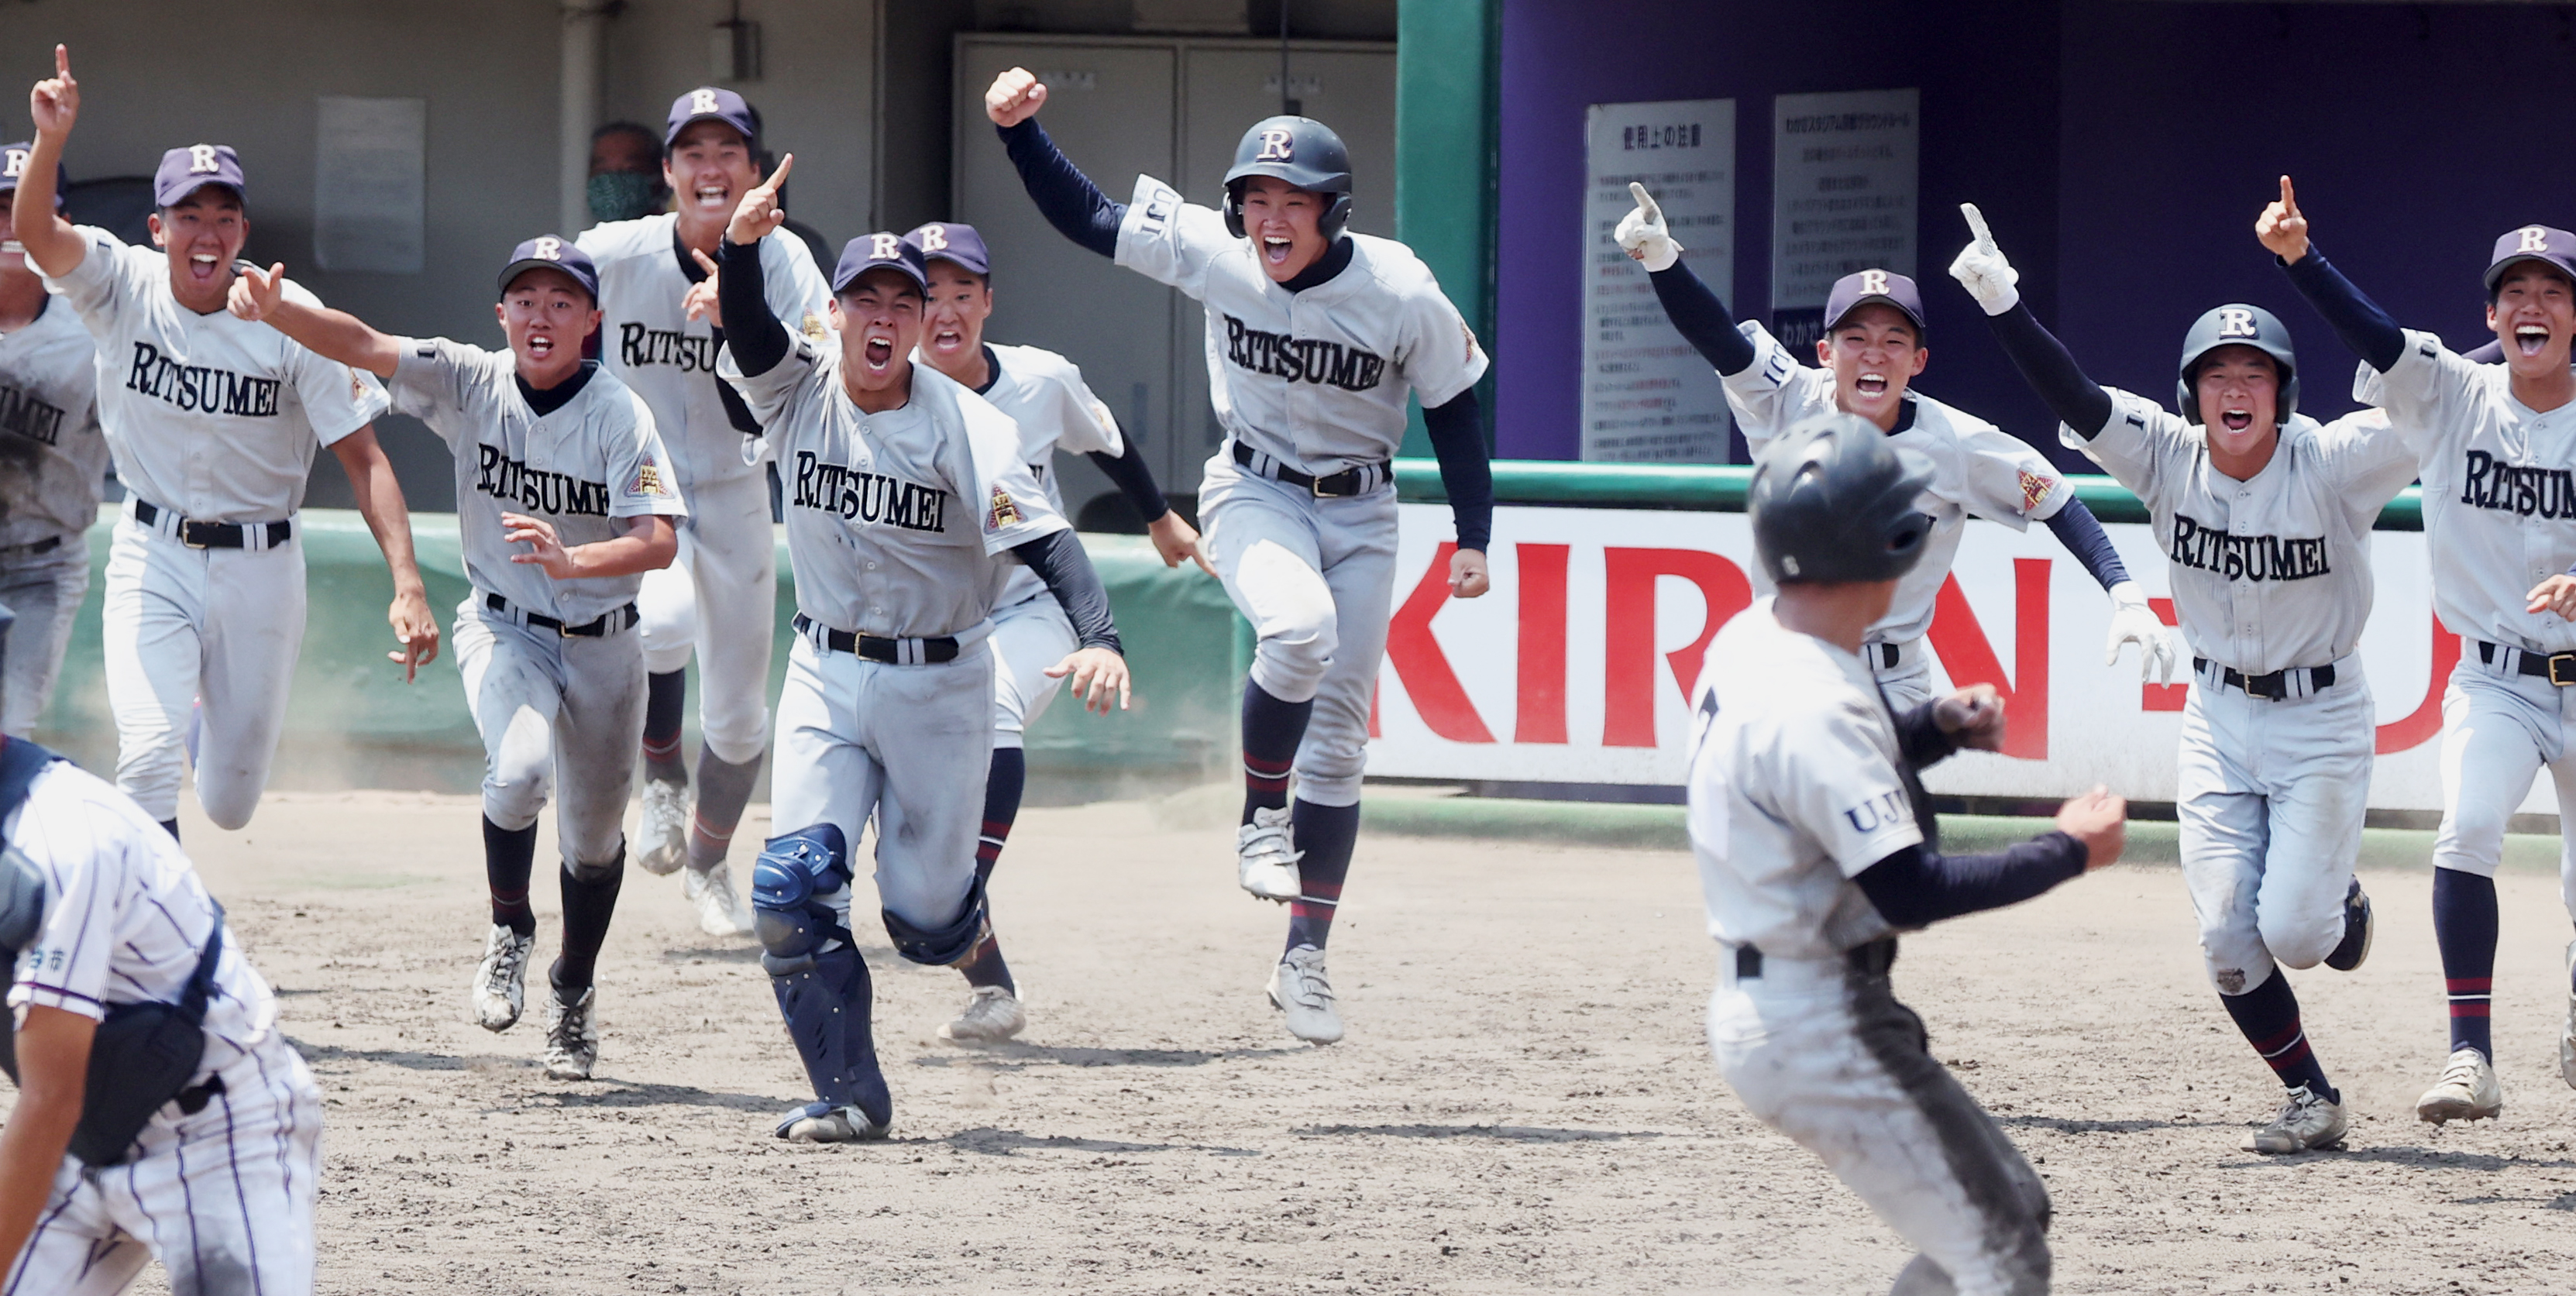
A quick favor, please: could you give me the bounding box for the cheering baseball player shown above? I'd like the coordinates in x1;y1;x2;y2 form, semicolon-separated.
714;160;1131;1140
10;46;437;840
903;218;1211;1043
1694;413;2125;1296
1616;184;2170;709
2262;176;2576;1124
0;734;323;1294
986;68;1493;1045
578;87;831;939
1950;205;2407;1153
229;238;684;1082
0;141;105;737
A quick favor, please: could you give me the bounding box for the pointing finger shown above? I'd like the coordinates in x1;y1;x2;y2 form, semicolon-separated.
2279;174;2297;215
762;152;794;194
1626;181;1662;225
692;248;719;274
54;44;68;80
1960;202;1995;253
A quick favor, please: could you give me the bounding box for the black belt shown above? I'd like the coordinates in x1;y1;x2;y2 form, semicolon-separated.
2193;657;2336;700
793;612;958;664
133;500;291;550
2478;640;2576;687
173;1073;225;1116
0;535;62;558
1734;937;1897;981
1232;441;1387;498
483;592;637;638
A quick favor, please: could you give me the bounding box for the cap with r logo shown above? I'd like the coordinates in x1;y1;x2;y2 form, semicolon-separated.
2485;224;2576;292
152;143;245;208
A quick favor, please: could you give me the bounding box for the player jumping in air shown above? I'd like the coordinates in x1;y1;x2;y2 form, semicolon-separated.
986;67;1494;1045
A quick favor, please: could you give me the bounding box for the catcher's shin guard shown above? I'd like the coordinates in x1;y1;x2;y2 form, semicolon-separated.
753;825;888;1119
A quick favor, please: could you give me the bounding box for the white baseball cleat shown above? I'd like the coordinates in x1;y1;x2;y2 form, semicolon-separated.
938;985;1027;1043
684;860;755;937
2247;1084;2348;1153
1268;944;1343;1044
774;1102;891;1143
541;984;600;1081
2416;1047;2503;1125
469;924;535;1033
636;779;689;876
1236;806;1303;902
2561;940;2576;1089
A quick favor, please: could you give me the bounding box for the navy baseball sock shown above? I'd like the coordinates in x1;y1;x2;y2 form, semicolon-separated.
483;814;538;937
642;670;687;786
2433;866;2498;1059
554;854;626;992
685;749;762;874
978;747;1027;882
1240;683;1312;824
2218;969;2337;1104
158;819;179;842
1285;799;1360;954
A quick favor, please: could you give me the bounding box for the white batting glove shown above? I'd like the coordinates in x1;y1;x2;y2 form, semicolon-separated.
2104;582;2178;684
1947;202;2021;316
1614;182;1683;273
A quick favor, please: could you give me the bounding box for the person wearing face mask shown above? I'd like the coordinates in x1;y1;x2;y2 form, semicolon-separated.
586;121;669;225
1950;201;2407;1156
1614;184;2168;713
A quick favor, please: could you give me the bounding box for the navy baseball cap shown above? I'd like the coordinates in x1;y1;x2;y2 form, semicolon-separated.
904;222;989;277
831;232;928;295
0;143;65;210
1823;270;1927;335
497;235;600;303
153;144;244;208
665;87;758;150
2485;225;2576;291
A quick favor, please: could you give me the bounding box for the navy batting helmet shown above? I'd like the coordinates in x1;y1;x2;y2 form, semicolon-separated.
1223;116;1353;241
1749;414;1934;586
2176;304;2297;425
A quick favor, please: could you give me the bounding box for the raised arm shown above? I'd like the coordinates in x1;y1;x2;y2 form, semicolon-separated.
1948;204;2114;436
12;46;88;277
225;263;401;377
986;69;1123;259
714;156;796;379
1615;184;1754;376
2259;176;2403;373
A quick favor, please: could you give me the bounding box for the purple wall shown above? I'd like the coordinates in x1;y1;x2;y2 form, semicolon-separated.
1497;1;2576;466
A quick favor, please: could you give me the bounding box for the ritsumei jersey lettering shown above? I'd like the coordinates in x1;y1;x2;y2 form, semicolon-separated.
720;330;1067;638
2358;329;2576;653
0;297;108;545
44;226;387;522
1113;174;1486;475
1723;322;2073;644
6;761;278;1086
2067;389;2414;676
577;215;831;489
971;342;1123;608
389;339;686;624
1686;600;1912;961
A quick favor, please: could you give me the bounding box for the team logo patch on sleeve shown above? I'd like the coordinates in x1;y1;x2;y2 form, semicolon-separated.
801;312;827;342
987;485;1023;531
2017;469;2057;515
631;455;671;498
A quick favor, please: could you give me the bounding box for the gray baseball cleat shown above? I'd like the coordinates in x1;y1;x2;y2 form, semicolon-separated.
1236;806;1303;902
2323;878;2373;972
637;779;689;876
684;859;755;938
2247;1084;2348;1153
774;1102;892;1143
2416;1047;2502;1125
541;983;600;1081
469;924;535;1033
1268;944;1343;1044
938;985;1027;1043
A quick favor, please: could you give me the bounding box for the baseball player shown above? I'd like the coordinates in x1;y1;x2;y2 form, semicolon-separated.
902;218;1211;1043
1695;412;2126;1296
2261;177;2576;1124
1949;205;2406;1153
713;160;1131;1140
0;735;324;1294
577;87;831;939
0;141;105;737
12;46;437;840
1616;184;2172;709
227;239;683;1081
986;69;1494;1045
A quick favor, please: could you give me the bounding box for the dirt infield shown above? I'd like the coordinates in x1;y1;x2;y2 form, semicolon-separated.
81;791;2576;1294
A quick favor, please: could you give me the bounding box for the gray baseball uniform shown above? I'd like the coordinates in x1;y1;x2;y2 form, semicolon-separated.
972;342;1123;744
0;292;105;735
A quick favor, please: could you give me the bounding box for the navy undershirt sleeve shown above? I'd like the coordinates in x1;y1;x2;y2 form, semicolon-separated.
1890;702;1961;772
997;119;1123;260
1422;389;1493;552
1852;833;2089;929
2279;246;2405;373
715;238;790;380
1009;530;1123;653
1084;438;1171;524
2043;499;2131;590
1646;260;1756;376
1985;303;2115;437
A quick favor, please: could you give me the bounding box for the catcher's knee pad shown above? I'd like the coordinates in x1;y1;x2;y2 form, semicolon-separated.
880;874;990;968
752;824;852;975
